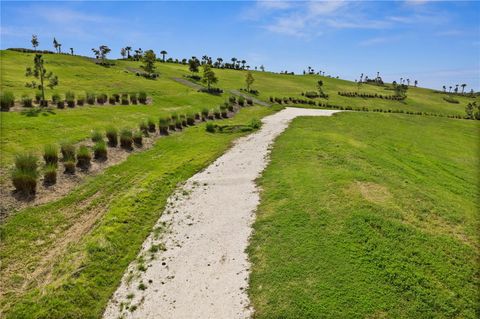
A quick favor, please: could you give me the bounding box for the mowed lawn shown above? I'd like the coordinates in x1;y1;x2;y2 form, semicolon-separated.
249;113;479;318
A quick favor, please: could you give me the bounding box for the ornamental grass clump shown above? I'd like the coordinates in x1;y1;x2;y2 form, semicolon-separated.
175;118;183;130
246;97;253;105
208;109;215;120
77;95;85;106
206;122;216;133
97;93;107;105
43;144;59;166
133;131;143;147
214;108;221;119
180;114;187;127
159;117;169;135
91;129;103;142
60;141;76;162
168;117;176;131
11;153;39;195
229;96;236;104
139;120;149;136
86;92;96;105
66;91;75;108
76;146;91;169
35;92;42;104
121;93;129;105
113;93;120;102
130;92;138;104
22;94;33;108
57;100;65;109
120;128;133;149
108;96;116;105
219;104;228;118
1;91;15;111
93;141;107;160
201;108;209;121
106;126;118;147
227;102;234;112
238;96;245;106
64;160;75;174
52;93;61;104
43;163;57;185
147;118;156;132
138;91;148;104
187;113;195;125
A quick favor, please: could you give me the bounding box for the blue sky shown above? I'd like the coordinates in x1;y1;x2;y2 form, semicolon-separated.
1;1;479;90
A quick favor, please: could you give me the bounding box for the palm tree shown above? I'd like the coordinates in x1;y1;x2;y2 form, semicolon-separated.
70;48;74;55
461;83;467;94
216;57;223;68
58;43;62;53
53;37;59;53
125;46;132;59
442;85;446;92
231;58;237;69
360;73;364;82
407;78;410;86
241;60;246;69
160;50;168;62
414;80;418;87
120;48;126;59
449;86;452;93
31;35;39;51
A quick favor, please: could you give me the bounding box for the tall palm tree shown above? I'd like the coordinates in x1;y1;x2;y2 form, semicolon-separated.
216;57;223;68
70;48;74;55
241;60;246;69
231;57;237;69
407;79;410;86
442;85;446;92
449;86;452;93
53;37;59;53
461;83;467;94
414;80;418;87
160;50;167;62
125;46;132;59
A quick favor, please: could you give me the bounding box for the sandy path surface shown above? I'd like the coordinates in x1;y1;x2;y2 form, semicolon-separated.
103;107;340;319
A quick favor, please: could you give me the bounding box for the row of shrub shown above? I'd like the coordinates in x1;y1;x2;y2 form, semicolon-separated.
442;96;459;104
11;95;252;195
239;88;259;95
0;91;150;111
302;91;329;99
338;91;406;100
268;95;469;120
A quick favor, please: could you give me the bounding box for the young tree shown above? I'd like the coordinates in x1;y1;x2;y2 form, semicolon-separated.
141;50;157;74
414;80;418;87
442;85;446;92
394;83;408;97
188;58;200;75
245;71;255;91
25;54;58;105
120;47;127;59
160;50;168;62
31;35;39;51
461;83;467;94
53;37;59;53
125;46;132;59
70;48;74;55
317;80;324;95
259;65;265;72
202;64;218;90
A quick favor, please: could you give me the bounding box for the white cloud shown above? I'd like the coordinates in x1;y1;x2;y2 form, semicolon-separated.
257;0;292;10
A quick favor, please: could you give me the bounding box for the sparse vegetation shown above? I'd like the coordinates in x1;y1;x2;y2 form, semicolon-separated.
120;128;133;149
76;145;92;169
93;141;107;160
106;126;118;147
43;144;59;166
11;153;38;195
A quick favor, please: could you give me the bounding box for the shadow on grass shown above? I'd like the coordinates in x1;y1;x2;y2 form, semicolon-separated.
21;108;56;117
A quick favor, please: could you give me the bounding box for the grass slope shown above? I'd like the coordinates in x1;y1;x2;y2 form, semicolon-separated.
0;105;279;318
249;112;479;318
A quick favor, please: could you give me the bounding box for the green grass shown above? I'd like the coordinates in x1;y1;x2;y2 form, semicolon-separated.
248;112;479;318
0;105;280;318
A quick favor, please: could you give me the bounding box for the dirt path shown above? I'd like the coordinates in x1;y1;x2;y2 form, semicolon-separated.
171;77;205;90
103;107;340;319
229;90;270;107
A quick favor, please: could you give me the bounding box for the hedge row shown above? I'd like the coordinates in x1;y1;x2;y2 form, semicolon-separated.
338;91;406;100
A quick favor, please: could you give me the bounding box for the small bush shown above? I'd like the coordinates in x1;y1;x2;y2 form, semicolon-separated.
43;144;59;165
130;93;138;104
250;118;261;129
120;128;133;149
147;118;156;132
64;160;76;174
91;129;103;142
180;114;187;127
214;109;221;119
227;102;234;112
22;94;33;108
168;118;176;131
86;92;96;105
113;93;120;102
12;153;38;195
108;96;116;105
238;96;245;106
206;122;216;133
97;93;108;105
60;141;76;161
1;91;15;111
219;105;228;118
77;96;85;106
201;108;209;120
66;91;75;107
139;91;148;104
52;93;61;104
194;112;201;120
139;120;149;136
35;92;42;104
43;164;57;185
246;98;253;105
133;131;143;147
159;117;169;135
76;146;91;169
175;118;183;130
106;126;118;147
229;96;236;104
187;114;195;125
93;141;107;160
121;93;129;105
57;101;65;109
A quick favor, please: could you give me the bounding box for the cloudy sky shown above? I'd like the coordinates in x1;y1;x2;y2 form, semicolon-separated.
1;1;479;90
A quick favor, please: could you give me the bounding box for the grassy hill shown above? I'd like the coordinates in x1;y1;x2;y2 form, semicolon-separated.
0;50;478;318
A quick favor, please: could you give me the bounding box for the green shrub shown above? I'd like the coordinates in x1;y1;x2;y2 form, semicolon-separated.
108;96;116;105
77;96;85;106
194;112;201;120
1;91;15;111
208;109;215;120
97;93;108;105
60;141;76;161
52;93;61;104
246;97;253;105
175;118;183;130
186;114;195;125
86;92;96;105
121;93;129;105
214;109;221;119
138;91;148;104
168;118;176;131
91;129;103;142
179;114;187;127
64;160;76;174
43;163;57;185
133;131;143;146
120;128;133;149
238;96;245;106
43;144;59;165
220;104;228;118
76;145;92;169
66;91;75;107
106;126;118;147
57;100;65;109
21;94;33;108
159;117;169;135
113;93;120;102
147;118;156;132
12;153;38;195
139;120;149;136
206;122;216;133
35;91;42;104
201;108;209;120
93;141;107;160
229;96;236;104
130;92;138;104
443;96;459;104
250;117;261;129
227;102;234;112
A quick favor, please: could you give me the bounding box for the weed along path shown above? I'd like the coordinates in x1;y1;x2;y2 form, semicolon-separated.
103;107;340;319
